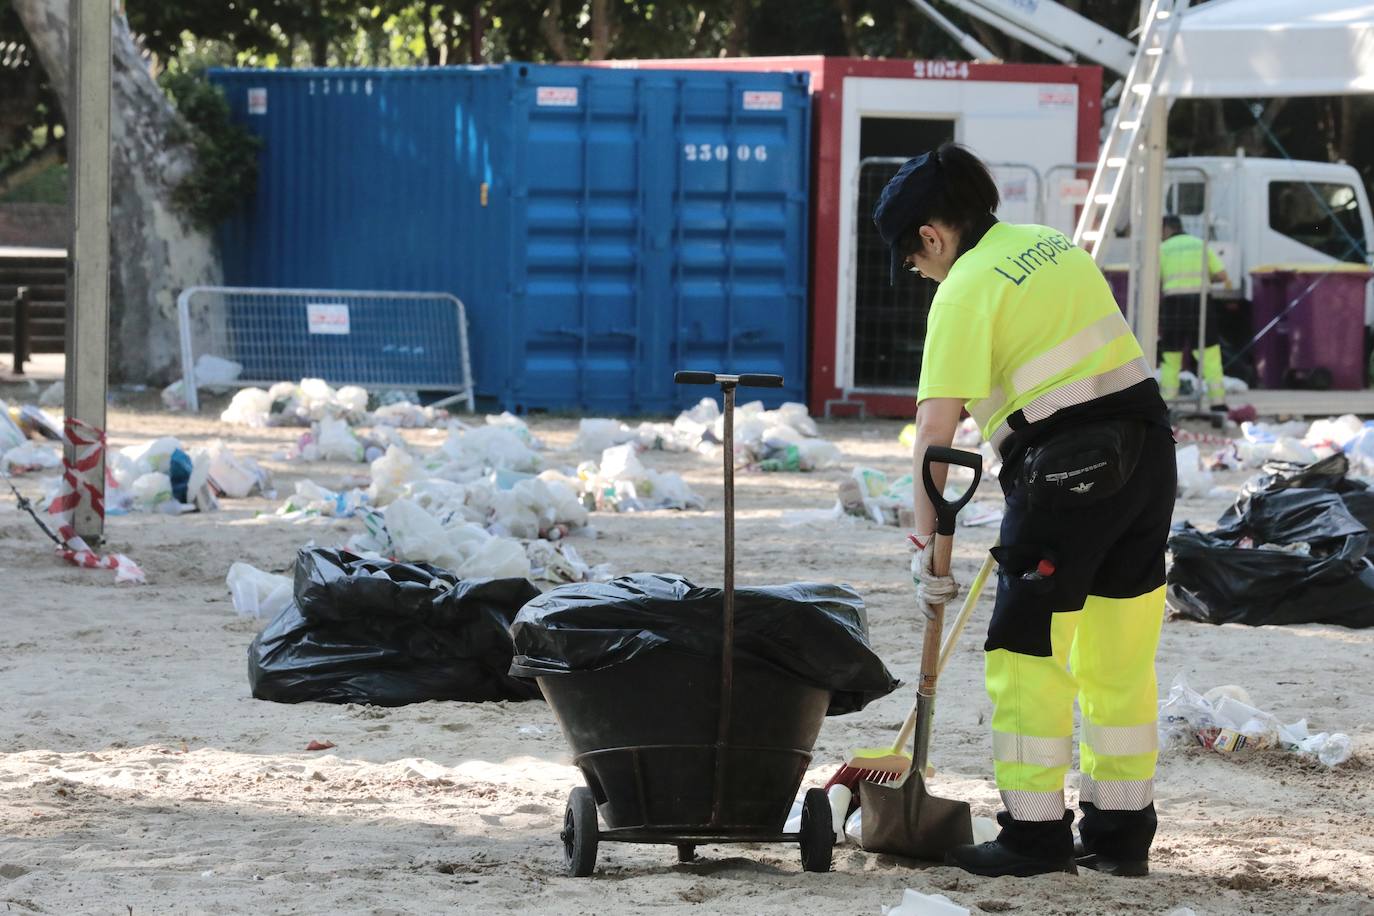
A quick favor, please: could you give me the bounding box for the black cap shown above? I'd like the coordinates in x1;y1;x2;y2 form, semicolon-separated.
872;152;943;284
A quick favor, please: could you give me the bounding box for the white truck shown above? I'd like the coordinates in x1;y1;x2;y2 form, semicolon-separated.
918;0;1374;285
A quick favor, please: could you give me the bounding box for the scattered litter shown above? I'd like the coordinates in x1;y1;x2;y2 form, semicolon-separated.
837;465;999;528
304;740;336;752
220;387;274;427
579;444;704;511
881;889;970;916
526;539;612;584
204;441;273;499
194;354;244;388
2;441;61;474
226;563;294;619
441;424;542;474
313;417;365;462
103;438;216;514
575;418;636;454
275;480;368;520
38;380;63;408
1175;444;1227;500
1158;674;1353;766
12;405;61;441
0;408;26;453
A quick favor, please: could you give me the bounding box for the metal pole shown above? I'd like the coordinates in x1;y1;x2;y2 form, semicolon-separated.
710;380;737;827
12;286;29;374
65;0;113;542
1133;97;1166;371
1197;179;1211;411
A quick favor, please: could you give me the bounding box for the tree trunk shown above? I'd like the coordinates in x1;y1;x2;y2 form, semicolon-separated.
13;0;219;385
540;0;570;60
589;0;612;61
725;0;749;57
310;0;328;66
835;0;859;56
469;3;484;63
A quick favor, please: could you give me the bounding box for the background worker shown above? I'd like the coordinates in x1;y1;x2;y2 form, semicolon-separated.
873;143;1177;878
1159;214;1231;408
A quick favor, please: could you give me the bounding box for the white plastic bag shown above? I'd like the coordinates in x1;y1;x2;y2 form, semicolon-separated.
220;388;274;427
599;443;646;481
575;418;635;454
882;889;970;916
368;444;421;506
315;417;365;462
194;354;244;388
458;536;531;579
3;442;61;473
384;498;467;571
130;472;173;510
204;441;270;498
226;563;293;619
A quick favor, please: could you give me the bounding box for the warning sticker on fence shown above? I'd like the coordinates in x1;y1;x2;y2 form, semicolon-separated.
536;86;579;107
248;88;267;115
742;90;783;111
307;303;351;335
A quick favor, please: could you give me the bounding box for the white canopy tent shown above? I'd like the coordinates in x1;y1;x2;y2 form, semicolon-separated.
1128;0;1374;402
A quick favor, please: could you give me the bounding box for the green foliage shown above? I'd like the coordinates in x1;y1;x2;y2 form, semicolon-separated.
0;161;66;204
159;67;260;228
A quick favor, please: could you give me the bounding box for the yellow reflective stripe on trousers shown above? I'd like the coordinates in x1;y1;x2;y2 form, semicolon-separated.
1009;312;1134;396
999;789;1066;822
989;357;1152;452
1079;774;1153;810
1082;719;1158;757
992;731;1074;769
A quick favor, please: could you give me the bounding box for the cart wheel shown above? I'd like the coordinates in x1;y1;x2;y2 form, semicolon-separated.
562;787;599;877
799;787;834;873
676;844;697;863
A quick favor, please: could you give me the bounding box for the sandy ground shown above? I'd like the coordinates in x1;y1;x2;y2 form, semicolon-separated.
1;393;1372;916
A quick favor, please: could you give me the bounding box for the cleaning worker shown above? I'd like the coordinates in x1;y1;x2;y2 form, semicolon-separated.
872;143;1177;878
1159;214;1230;409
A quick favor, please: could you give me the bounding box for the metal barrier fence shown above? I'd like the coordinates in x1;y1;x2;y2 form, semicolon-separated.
177;286;475;413
846;158;1042;394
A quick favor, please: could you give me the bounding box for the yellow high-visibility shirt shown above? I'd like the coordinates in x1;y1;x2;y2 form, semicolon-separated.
916;222;1148;446
1159;233;1224;295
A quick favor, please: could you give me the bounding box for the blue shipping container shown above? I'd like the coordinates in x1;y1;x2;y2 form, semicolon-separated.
212;64;811;413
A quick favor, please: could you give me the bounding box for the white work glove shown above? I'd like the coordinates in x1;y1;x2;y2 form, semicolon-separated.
909;533;960;620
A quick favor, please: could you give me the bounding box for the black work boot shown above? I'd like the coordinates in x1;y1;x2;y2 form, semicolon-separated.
1075;802;1155;877
946;811;1077;877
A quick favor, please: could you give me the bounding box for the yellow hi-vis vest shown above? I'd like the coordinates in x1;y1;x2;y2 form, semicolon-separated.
916;223;1150;452
1160;233;1224;295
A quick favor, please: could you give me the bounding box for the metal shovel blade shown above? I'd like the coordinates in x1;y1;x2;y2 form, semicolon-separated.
859;768;973;861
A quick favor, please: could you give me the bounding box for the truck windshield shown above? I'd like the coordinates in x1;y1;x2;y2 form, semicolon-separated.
1268;181;1369;263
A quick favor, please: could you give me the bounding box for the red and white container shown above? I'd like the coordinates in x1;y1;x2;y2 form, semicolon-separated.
600;56;1102;416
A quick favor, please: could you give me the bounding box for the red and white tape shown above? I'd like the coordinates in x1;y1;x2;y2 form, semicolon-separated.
47;417;145;584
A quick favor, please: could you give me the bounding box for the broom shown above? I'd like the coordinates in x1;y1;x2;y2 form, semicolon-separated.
823;550;996;792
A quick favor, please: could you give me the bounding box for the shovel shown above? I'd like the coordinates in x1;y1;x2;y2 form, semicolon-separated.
860;445;982;860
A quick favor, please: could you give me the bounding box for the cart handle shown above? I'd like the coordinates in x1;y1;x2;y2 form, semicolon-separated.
921;446;983;537
675;371;784;389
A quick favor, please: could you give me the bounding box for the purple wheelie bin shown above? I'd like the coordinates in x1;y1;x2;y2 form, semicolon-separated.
1250;267;1373;390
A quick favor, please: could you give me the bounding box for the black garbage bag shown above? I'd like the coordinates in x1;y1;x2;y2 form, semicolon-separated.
510;573;899;715
1167;489;1374;628
249;548;543;705
1221;453;1374;560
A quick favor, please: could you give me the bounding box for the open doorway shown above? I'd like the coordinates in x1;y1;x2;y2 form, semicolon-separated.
852;116;955;389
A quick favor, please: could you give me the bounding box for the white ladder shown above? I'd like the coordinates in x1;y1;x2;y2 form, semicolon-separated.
1072;0;1187;262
